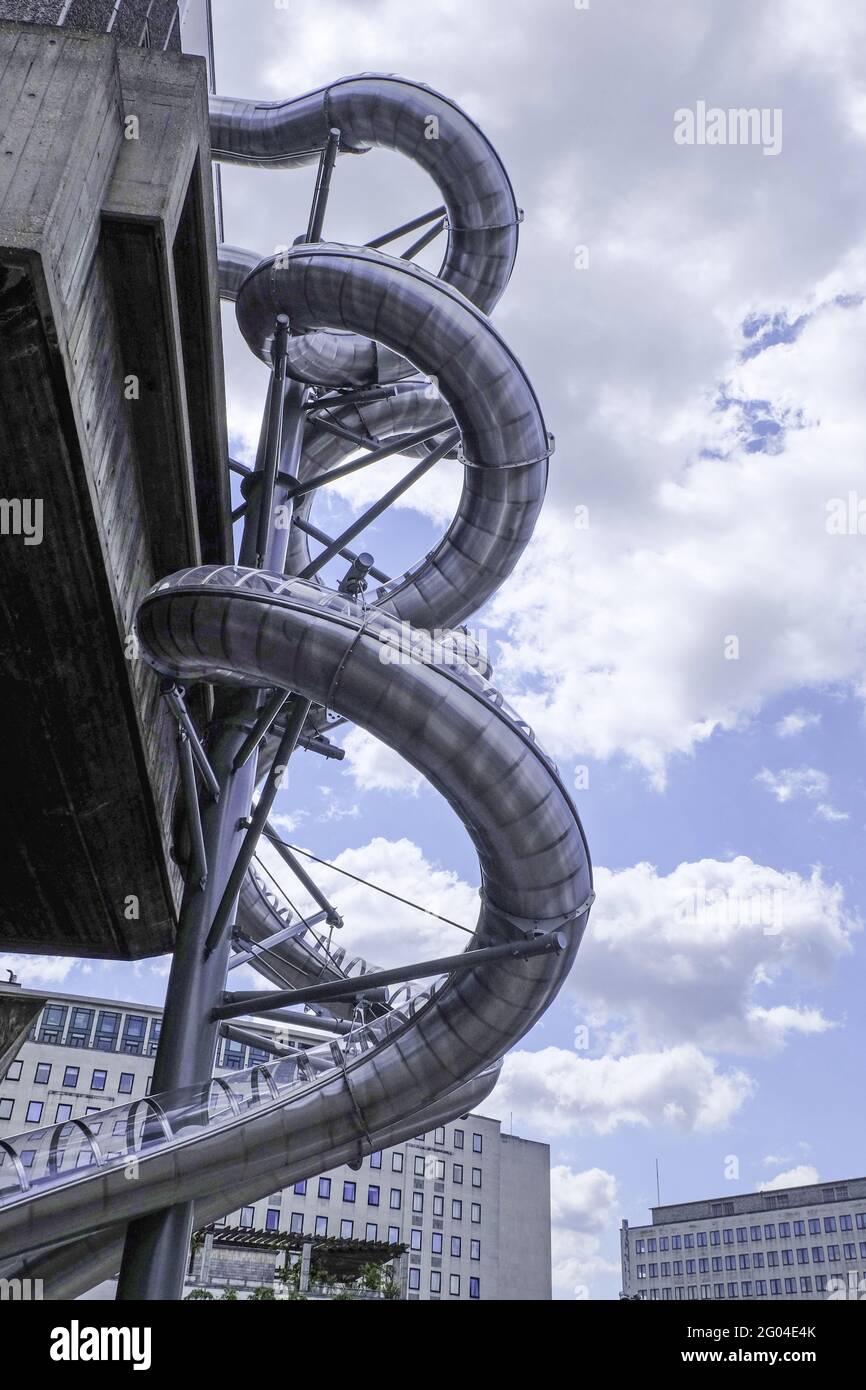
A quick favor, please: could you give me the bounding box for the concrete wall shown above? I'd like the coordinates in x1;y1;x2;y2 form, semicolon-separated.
497;1132;552;1300
0;21;229;958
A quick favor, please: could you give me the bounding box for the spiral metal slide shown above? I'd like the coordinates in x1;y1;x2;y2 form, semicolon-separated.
0;76;592;1297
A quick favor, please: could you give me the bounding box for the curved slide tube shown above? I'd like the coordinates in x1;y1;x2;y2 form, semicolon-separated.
0;72;592;1293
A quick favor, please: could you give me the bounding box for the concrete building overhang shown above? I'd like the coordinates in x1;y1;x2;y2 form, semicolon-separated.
0;22;230;958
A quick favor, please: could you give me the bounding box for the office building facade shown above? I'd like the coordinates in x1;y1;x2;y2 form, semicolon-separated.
0;985;552;1300
621;1178;866;1302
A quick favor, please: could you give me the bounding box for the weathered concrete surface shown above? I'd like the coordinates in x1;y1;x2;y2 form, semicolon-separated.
0;2;183;49
0;987;46;1077
0;22;230;957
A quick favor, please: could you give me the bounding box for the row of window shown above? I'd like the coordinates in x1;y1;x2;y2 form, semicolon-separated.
407;1269;479;1297
420;1127;483;1153
637;1243;866;1278
407;1231;480;1260
25;1006;160;1057
238;1209;404;1242
634;1213;866;1253
0;1067;147;1127
288;1178;483;1220
642;1275;852;1299
707;1187;849;1219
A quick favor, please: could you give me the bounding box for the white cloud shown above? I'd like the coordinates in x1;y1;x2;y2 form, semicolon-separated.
571;857;857;1055
758;1165;820;1191
755;766;829;803
256;834;476;968
754;767;848;821
341;727;423;796
0;955;81;987
490;1044;755;1137
550;1166;621;1299
775;709;821;738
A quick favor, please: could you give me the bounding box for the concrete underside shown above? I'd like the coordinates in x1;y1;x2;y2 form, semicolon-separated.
0;23;230;957
0;989;46;1075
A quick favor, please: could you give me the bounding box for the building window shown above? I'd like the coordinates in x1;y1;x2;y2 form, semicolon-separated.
147;1019;162;1057
784;1278;796;1294
451;1236;461;1258
55;1103;73;1123
453;1163;463;1184
471;1203;481;1223
433;1196;444;1217
408;1268;420;1292
62;1066;79;1089
411;1192;423;1214
239;1207;255;1228
796;1249;809;1265
840;1215;853;1232
340;1219;353;1239
66;1009;93;1048
34;1063;51;1084
370;1151;382;1169
391;1152;403;1172
315;1216;328;1237
368;1185;380;1207
800;1276;812;1294
118;1073;134;1095
468;1276;479;1298
812;1247;825;1264
94;1011;120;1052
778;1222;791;1237
472;1133;482;1154
222;1039;245;1070
471;1168;482;1188
388;1226;400;1244
366;1223;378;1241
434;1127;445;1145
449;1274;460;1297
318;1177;331;1199
265;1208;280;1232
38;1004;67;1044
763;1224;775;1240
470;1239;480;1261
453;1129;464;1149
90;1070;106;1092
808;1219;820;1236
430;1271;441;1293
452;1199;463;1220
120;1015;147;1056
824;1216;837;1233
431;1231;442;1254
294;1180;307;1196
414;1155;425;1176
290;1212;304;1234
410;1228;423;1251
25;1100;44;1124
343;1181;356;1203
0;1098;13;1120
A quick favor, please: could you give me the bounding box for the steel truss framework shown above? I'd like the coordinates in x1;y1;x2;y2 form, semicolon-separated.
0;72;593;1302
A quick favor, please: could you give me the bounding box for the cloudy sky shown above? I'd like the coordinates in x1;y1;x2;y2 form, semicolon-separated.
9;0;866;1298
